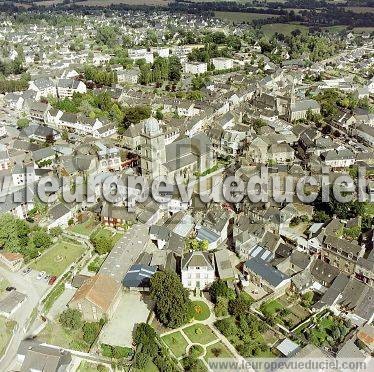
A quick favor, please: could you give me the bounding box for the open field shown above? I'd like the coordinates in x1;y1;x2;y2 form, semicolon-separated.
30;240;86;276
76;0;170;6
214;11;278;24
346;7;374;14
261;23;309;36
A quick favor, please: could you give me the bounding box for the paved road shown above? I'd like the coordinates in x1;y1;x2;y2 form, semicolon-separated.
0;267;48;371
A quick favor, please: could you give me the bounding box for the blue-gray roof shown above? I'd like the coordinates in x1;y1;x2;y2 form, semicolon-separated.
122;264;157;288
245;257;289;287
197;227;220;244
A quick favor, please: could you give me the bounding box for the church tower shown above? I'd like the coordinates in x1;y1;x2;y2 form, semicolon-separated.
140;117;166;179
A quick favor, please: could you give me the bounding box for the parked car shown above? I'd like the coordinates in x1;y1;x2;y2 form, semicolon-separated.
48;276;57;285
37;271;46;280
22;267;31;275
5;286;16;292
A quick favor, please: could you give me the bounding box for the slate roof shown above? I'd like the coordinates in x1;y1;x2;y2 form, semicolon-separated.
122;264;157;288
182;251;214;270
245;257;289;287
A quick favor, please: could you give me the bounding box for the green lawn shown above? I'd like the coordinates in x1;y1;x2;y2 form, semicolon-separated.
161;331;188;358
77;361;109;372
192;301;211;321
69;218;98;237
37;321;89;352
0;316;16;356
261;300;284;315
30;240;86;276
183;324;217;345
205;342;233;361
133;360;159;372
42;282;65;312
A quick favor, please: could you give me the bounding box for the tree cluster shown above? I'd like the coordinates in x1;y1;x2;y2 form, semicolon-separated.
84;65;118;86
150;270;193;328
133;323;179;371
138;56;182;85
0;214;53;261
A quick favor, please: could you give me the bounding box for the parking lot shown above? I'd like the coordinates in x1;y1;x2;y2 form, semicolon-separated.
99;291;151;347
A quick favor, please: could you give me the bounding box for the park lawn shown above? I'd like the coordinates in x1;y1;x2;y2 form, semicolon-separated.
191;301;210;321
30;240;86;276
205;341;233;361
183;324;217;345
37;320;90;352
364;203;374;217
161;331;188;358
69;218;98;237
262;299;283;315
0;316;16;356
261;23;309;36
77;361;109;372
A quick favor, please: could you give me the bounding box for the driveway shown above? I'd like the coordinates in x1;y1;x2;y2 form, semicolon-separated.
99;292;151;347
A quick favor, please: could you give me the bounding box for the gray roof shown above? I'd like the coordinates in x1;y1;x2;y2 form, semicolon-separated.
182;251;214;270
245;257;289;287
99;224;149;284
214;249;235;280
292;99;320;112
324;235;362;258
32;147;55;162
0;291;27;314
310;259;340;286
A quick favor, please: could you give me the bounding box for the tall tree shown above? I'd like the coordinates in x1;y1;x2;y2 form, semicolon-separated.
150;271;193;328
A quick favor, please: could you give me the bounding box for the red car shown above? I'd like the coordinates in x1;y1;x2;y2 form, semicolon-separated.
48;276;57;285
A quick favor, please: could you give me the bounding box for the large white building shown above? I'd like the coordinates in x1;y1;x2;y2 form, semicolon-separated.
181;251;215;290
184;61;207;75
212;57;234;71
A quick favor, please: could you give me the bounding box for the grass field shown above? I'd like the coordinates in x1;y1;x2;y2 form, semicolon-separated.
191;301;211;321
205;341;233;360
37;320;89;352
183;324;217;345
214;11;278;24
161;331;188;358
69;218;98;237
0;316;17;356
261;23;309;36
30;240;86;276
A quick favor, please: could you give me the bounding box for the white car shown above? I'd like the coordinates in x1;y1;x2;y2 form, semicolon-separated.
37;271;46;280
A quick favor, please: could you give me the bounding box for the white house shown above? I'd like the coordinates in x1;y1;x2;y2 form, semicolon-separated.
184;61;207;75
212;57;234;71
56;79;86;98
128;48;154;64
29;78;56;99
322;149;355;169
181;251;215;290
